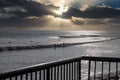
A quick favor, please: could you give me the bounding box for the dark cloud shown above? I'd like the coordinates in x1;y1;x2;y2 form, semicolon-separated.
62;6;120;19
0;0;120;31
0;0;59;19
0;15;53;28
1;0;120;20
0;0;14;7
16;1;57;16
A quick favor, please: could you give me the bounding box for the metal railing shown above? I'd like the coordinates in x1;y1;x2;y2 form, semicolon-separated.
0;56;120;80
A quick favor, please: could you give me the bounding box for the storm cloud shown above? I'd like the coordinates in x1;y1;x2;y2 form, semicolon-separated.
1;0;120;19
0;0;120;30
62;6;120;19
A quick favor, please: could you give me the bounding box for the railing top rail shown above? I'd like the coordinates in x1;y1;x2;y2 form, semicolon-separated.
82;56;120;62
0;56;120;79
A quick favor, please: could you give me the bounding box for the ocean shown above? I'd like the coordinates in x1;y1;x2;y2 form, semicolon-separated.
0;30;120;79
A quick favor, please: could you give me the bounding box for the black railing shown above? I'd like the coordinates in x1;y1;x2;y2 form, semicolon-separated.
0;56;120;80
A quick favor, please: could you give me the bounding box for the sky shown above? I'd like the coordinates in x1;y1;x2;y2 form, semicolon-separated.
0;0;120;30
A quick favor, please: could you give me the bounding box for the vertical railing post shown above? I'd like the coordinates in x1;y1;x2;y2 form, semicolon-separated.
20;75;23;80
26;73;28;80
35;71;37;80
101;61;104;80
72;63;73;80
57;66;59;80
88;61;91;80
30;72;33;80
79;60;81;80
116;62;118;79
77;60;81;80
60;66;63;80
63;65;65;80
66;64;68;80
43;70;45;80
47;68;50;80
39;71;41;80
109;62;111;80
10;77;12;80
0;76;1;80
94;61;96;80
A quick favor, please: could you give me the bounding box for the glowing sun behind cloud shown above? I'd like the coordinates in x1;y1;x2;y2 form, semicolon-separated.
54;6;68;15
53;0;69;15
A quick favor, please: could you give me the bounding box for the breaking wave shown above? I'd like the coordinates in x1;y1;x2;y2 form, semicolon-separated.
59;35;113;38
0;36;119;52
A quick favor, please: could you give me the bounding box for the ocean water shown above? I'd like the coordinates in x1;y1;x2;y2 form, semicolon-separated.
0;30;120;79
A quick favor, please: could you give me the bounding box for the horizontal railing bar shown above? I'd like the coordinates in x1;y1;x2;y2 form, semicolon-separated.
0;56;120;79
82;56;120;62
